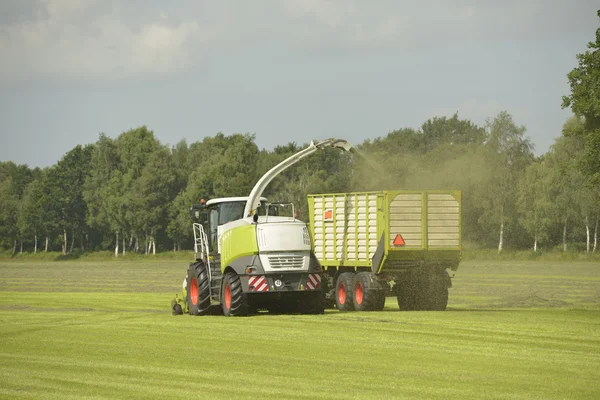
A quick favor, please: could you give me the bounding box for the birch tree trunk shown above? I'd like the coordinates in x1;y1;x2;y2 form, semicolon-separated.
129;235;133;251
45;236;49;252
62;229;67;256
498;220;504;253
122;234;126;256
70;229;75;254
20;239;23;254
594;216;598;253
135;236;139;253
585;216;590;253
12;240;16;255
152;236;156;255
533;236;537;252
34;235;38;255
563;217;568;252
115;231;119;258
145;234;149;255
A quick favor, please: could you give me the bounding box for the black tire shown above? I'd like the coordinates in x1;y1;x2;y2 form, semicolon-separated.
172;303;183;315
322;274;337;309
396;279;418;311
221;271;249;316
186;262;211;316
397;274;449;311
335;272;355;312
374;293;386;311
429;274;449;311
299;291;325;314
353;272;381;311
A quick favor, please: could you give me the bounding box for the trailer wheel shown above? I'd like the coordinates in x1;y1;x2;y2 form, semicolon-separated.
396;280;417;311
335;272;355;312
299;291;325;314
221;271;249;316
353;272;380;311
374;292;386;311
186;262;211;316
430;275;449;311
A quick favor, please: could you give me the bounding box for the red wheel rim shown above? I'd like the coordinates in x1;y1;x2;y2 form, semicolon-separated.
355;281;363;305
338;283;346;305
190;278;198;306
225;283;231;310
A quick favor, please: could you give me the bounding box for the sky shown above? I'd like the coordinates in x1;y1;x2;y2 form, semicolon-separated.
0;0;598;168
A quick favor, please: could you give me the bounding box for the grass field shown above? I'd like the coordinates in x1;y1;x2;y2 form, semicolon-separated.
1;260;599;399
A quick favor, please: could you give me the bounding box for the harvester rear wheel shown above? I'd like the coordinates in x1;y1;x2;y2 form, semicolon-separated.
299;291;325;314
353;272;381;311
335;272;355;312
186;262;211;316
221;271;249;316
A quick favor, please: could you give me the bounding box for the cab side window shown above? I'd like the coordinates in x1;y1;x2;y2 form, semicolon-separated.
208;207;219;253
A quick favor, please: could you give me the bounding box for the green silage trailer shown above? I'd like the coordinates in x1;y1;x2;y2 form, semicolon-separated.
307;190;462;312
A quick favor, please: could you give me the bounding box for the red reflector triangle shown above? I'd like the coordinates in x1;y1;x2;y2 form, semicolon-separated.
393;234;405;246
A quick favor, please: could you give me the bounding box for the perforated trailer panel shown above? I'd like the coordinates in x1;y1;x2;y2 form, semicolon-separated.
312;193;379;262
427;193;460;248
389;193;423;248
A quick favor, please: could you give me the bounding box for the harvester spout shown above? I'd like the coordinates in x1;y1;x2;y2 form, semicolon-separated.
243;138;353;218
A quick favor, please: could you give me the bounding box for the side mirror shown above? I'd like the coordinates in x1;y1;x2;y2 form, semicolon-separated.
189;204;207;221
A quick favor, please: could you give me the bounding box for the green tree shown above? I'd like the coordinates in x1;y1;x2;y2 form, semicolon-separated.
517;161;553;251
84;134;123;255
544;136;586;251
45;145;93;255
420;113;487;151
167;133;260;250
18;177;50;254
0;162;37;253
475;111;534;252
0;177;19;252
562;9;600;183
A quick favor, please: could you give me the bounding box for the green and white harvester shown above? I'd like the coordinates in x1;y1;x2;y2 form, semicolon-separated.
172;138;352;316
172;139;463;316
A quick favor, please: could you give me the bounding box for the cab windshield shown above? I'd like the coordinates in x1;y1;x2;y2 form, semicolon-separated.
218;200;270;224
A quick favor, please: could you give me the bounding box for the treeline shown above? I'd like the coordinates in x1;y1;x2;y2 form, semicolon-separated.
1;111;598;256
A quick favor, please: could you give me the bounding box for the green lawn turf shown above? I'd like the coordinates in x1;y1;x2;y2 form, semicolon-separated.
1;260;599;399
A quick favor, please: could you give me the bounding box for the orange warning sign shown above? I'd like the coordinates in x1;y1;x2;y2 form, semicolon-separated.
393;234;405;246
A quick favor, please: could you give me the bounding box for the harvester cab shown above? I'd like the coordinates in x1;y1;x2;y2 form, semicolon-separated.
172;138;353;317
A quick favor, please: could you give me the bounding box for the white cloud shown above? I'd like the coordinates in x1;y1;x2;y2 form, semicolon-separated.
0;0;597;83
0;0;203;82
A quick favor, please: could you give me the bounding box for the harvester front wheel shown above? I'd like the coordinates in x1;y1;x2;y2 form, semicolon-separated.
186;262;211;316
335;272;355;312
221;271;249;317
353;272;381;311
